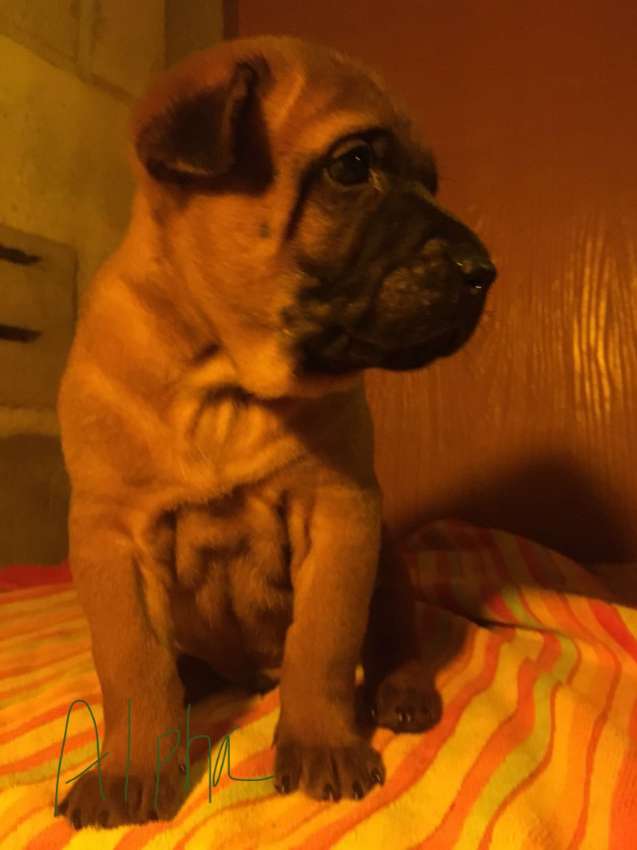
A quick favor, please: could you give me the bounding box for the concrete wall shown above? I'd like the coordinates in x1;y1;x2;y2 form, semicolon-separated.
0;0;166;563
0;0;224;565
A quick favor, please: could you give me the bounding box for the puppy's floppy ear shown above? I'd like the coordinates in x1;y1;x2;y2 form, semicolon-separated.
135;58;272;188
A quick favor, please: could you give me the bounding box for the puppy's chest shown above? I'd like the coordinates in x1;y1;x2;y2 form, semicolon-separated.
170;388;305;495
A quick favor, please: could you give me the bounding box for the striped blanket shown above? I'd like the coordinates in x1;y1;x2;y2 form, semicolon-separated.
1;520;636;849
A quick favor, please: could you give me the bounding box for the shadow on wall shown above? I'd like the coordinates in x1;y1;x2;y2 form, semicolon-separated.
402;453;635;565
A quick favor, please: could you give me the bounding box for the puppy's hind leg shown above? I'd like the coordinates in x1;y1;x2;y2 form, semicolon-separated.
362;528;443;734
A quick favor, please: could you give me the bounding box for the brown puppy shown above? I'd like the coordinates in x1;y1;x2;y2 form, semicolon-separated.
57;36;495;828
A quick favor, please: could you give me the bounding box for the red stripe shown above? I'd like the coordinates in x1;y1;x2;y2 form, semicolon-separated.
0;563;71;590
589;601;637;663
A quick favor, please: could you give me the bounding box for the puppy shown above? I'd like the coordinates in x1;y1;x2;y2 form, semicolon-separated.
57;35;495;828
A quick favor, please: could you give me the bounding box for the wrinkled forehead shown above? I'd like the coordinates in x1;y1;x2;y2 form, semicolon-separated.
260;47;414;162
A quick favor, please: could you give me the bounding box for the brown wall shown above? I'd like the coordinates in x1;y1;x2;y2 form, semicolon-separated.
234;0;637;562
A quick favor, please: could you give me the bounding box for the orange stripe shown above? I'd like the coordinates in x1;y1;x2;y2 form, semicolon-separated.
565;602;623;850
0;802;53;848
25;818;73;850
476;672;563;850
517;539;625;848
485;531;543;625
0;587;74;610
609;695;637;848
0;726;101;776
0;585;72;605
479;529;523;622
0;623;81;648
527;543;626;843
589;600;637;662
0;692;102;745
475;621;583;848
0;601;79;632
0;657;92;700
421;631;561;849
0;640;91;680
2;614;86;645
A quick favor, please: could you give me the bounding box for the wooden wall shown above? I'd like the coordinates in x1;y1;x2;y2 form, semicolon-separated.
233;1;637;561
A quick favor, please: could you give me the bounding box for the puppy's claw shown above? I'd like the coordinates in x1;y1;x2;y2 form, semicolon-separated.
397;708;413;725
275;775;291;794
322;784;340;802
370;768;384;786
352;781;364;800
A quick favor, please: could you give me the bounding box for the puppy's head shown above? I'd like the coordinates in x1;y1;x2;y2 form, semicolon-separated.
132;36;496;396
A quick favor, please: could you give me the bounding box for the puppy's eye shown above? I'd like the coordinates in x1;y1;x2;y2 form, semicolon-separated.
326;143;372;186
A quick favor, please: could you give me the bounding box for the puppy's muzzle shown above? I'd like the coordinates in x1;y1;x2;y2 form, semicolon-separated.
290;189;497;376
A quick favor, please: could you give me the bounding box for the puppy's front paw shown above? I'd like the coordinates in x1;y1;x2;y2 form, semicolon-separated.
370;661;442;733
274;737;384;801
57;765;186;829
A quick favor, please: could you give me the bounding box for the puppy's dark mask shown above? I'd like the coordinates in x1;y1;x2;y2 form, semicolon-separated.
281;132;496;375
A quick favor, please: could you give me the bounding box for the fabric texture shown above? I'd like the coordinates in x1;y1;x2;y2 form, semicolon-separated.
1;520;636;849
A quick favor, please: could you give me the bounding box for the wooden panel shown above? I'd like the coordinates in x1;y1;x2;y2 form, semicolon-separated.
236;0;637;561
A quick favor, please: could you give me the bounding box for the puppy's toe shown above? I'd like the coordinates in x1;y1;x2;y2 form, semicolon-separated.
320;743;385;800
275;738;384;801
274;742;302;794
59;767;185;829
371;665;443;733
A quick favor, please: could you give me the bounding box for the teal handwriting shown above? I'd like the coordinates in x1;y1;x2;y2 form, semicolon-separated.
54;699;273;814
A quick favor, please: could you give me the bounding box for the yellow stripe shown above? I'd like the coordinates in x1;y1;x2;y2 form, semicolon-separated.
0;588;76;618
579;662;634;849
0;653;93;710
144;710;279;850
460;632;577;849
0;787;37;840
0;622;89;664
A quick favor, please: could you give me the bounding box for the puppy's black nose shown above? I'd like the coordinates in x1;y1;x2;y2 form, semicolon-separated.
455;256;497;290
